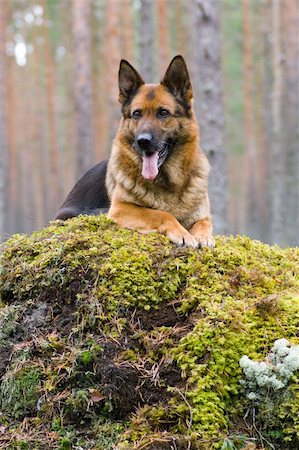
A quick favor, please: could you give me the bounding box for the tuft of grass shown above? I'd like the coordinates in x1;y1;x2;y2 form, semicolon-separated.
0;365;42;418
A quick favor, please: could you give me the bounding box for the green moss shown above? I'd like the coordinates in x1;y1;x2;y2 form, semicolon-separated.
279;382;299;442
0;215;298;449
0;365;42;418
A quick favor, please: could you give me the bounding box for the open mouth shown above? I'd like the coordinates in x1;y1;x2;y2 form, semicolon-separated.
141;142;171;180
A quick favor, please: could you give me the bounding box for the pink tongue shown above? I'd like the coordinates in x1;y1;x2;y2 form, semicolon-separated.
142;152;159;180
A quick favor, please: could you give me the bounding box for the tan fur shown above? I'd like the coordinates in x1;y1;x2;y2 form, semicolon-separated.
106;59;214;248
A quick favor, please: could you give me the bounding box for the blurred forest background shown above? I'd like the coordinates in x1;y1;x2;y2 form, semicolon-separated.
0;0;298;247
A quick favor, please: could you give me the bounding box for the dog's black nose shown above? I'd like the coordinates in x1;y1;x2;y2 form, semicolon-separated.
137;133;153;151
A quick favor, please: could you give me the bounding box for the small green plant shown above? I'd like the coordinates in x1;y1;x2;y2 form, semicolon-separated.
221;434;250;450
0;366;41;418
0;304;20;343
58;436;72;450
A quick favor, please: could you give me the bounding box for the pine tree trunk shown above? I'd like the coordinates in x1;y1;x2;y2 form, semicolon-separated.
191;0;228;235
42;0;62;216
0;4;8;239
103;0;121;147
242;0;261;239
139;0;155;81
157;0;169;73
31;15;45;229
122;0;133;61
73;0;94;177
262;0;274;244
270;0;284;245
6;51;18;234
281;0;299;246
175;0;187;56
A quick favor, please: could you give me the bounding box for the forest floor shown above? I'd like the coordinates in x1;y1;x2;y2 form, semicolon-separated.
0;215;299;449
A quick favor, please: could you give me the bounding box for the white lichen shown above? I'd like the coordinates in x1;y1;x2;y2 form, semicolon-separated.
240;338;299;400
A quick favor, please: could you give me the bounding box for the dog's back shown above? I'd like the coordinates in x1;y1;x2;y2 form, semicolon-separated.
55;160;109;220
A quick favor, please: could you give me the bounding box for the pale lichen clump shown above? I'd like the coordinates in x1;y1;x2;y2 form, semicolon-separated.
240;339;299;396
0;215;298;449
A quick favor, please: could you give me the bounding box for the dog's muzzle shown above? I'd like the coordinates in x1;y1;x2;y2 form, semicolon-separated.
134;134;173;181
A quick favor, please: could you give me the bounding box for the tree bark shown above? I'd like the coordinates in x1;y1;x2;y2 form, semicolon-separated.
242;0;262;240
191;0;228;235
139;0;155;81
0;3;8;239
31;2;47;228
262;0;274;244
73;0;94;178
270;0;284;245
175;0;187;57
104;0;121;147
122;0;133;61
42;0;62;216
6;49;18;234
281;0;299;246
157;0;170;74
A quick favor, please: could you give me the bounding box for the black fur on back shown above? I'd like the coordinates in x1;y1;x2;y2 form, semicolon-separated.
55;160;109;220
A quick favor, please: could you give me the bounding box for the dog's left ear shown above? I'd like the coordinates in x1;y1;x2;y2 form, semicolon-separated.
161;55;193;102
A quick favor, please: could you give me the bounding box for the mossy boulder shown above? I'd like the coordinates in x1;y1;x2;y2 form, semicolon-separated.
0;215;298;449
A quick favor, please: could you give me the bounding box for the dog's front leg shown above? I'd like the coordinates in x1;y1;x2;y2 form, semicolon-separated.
108;200;197;248
189;217;214;248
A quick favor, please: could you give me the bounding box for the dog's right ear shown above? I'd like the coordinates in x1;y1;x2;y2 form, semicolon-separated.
118;60;144;104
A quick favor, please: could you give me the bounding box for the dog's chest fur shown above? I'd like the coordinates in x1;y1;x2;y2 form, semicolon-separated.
107;143;210;229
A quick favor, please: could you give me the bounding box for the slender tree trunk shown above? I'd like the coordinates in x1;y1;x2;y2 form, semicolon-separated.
92;1;107;160
92;7;102;161
157;0;169;74
6;49;18;234
104;0;121;147
139;0;155;81
23;62;36;232
253;4;267;242
270;0;284;244
281;0;299;246
0;3;8;239
58;0;76;197
73;0;94;177
42;0;62;216
175;0;187;56
262;0;274;244
122;0;133;61
191;0;228;235
242;0;261;239
31;10;45;229
5;1;19;234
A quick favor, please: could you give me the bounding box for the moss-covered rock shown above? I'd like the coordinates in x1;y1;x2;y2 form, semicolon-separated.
0;215;298;449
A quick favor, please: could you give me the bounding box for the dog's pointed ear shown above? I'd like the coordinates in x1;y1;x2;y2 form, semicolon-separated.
118;60;144;104
161;55;193;102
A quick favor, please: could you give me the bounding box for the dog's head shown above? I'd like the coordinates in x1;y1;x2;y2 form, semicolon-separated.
118;55;196;180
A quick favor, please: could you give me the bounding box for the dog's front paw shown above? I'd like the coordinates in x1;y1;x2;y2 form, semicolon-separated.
189;218;214;249
166;227;198;248
195;234;215;249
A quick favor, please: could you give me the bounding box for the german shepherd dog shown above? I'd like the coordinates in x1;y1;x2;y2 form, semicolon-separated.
55;56;214;248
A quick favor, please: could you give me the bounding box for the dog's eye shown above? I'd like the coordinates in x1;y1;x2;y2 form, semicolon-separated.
132;109;142;120
157;108;170;119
